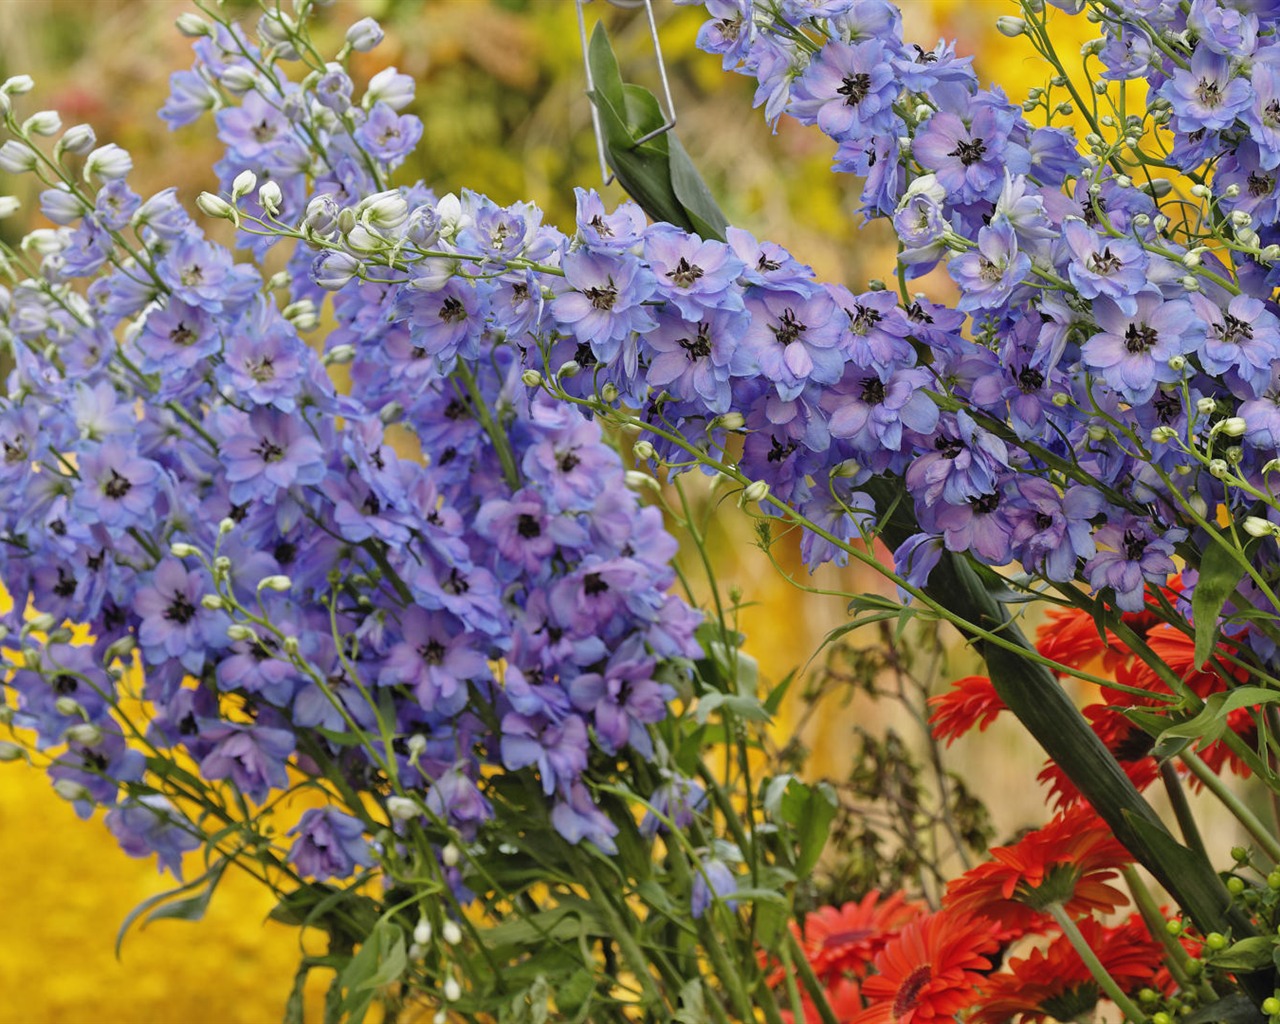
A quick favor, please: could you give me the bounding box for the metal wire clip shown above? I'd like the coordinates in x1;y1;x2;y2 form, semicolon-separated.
575;0;677;186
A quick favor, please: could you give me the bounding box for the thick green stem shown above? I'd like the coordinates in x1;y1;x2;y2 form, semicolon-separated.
1049;902;1148;1022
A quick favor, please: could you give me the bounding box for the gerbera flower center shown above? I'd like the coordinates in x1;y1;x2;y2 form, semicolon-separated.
892;965;933;1017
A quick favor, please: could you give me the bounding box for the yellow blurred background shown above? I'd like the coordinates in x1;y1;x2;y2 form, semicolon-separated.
0;1;1124;1020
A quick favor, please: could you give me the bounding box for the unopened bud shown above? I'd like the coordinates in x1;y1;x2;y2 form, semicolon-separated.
201;594;225;610
231;169;257;200
1150;425;1177;444
227;624;256;642
2;75;35;95
1196;397;1217;415
413;919;432;945
283;298;317;330
0;197;19;219
52;779;91;803
633;440;656;461
1190;183;1212;199
995;15;1025;36
170;542;199;558
387;796;418;821
600;383;619;403
625;470;659;492
1168;354;1187;371
1219;416;1247;437
257;574;292;592
24;110;62;137
281;635;299;656
218;517;236;535
714;412;746;431
176;12;211;37
556;360;581;380
520;368;542;388
324;344;356;365
0;741;25;762
196;192;236;221
442;919;462;945
83;144;132;181
1209;459;1229;479
740;480;770;506
443;977;461;1002
406;734;428;758
65;723;102;745
1086;424;1108;442
0;141;37;174
345;17;385;52
258;181;284;216
56;124;96;157
442;842;460;867
1244;516;1278;538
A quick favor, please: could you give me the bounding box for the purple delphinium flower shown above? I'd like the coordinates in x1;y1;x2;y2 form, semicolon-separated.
691;855;738;919
1006;479;1105;583
475;488;586;577
1081;293;1199;404
499;712;589;796
639;773;705;838
73;440;162;534
1190;292;1280;395
288;807;375;880
575;188;648;252
948;216;1031;312
930;486;1016;565
822;365;938;455
551;250;658;369
424;768;493;840
1062;220;1149;313
550;781;619;854
567;638;670;758
1189;0;1258;56
377;607;488;716
198;720;295;804
788;38;899;141
1159;46;1252;133
913;104;1028;205
1085;519;1184;612
106;796;201;880
1243;65;1280;170
354;102;423;165
643;306;743;414
739;287;842;401
643;226;746;320
219;407;327;505
904;411;1010;508
390;278;483;370
133;558;228;674
135;298;220;374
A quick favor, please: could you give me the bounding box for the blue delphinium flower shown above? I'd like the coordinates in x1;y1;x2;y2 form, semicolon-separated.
106;796;201;880
948;216;1031;312
288;807;375;880
788;38;900;141
1081;293;1199;405
1160;45;1252;133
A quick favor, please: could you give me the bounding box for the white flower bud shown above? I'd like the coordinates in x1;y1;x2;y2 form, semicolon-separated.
84;144;132;181
345;17;385;52
227;624;256;642
56;124;96;157
258;574;292;592
27;612;57;634
520;368;542;388
1209;459;1229;479
1190;183;1212;199
413;919;432;945
282;635;299;656
443;977;461;1003
442;842;460;867
1150;425;1177;444
387;796;418;821
1185;490;1208;518
366;66;415;111
52;779;91;803
358;189;408;230
1196;397;1217;415
556;360;581;380
1180;275;1201;292
219;65;259;94
283;299;318;331
196;192;236;220
1263;245;1280;263
407;943;424;961
23;110;62;137
65;723;102;746
170;542;199;558
2;75;34;95
103;636;136;662
1086;424;1108;442
600;383;619;403
0;197;19;219
0;741;25;762
219;517;236;535
258;181;283;216
633;440;656;461
434;1011;447;1024
996;15;1026;36
1153;214;1170;232
1182;249;1203;268
53;696;82;717
231;169;257;200
625;471;659;492
406;734;428;758
1114;174;1131;188
324;344;356;365
176;12;211;36
1219;416;1248;437
345;223;385;253
1244;516;1278;538
441;919;462;945
1168;354;1187;371
201;595;225;610
0;141;37;174
1231;210;1254;228
1238;228;1261;249
740;479;770;505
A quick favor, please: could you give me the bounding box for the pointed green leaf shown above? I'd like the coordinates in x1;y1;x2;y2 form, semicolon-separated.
1191;531;1252;669
1154;687;1280;750
669;134;728;242
1208;935;1275;971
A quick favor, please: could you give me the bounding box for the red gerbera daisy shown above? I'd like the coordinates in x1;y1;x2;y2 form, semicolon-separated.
852;911;999;1024
781;977;863;1024
927;676;1005;747
943;805;1131;933
800;890;926;982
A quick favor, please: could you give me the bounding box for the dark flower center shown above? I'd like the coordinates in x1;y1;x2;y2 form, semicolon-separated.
1089;247;1122;275
517;513;542;539
1123;322;1158;354
251;119;275;143
558;451;580;473
1122;529;1147;562
971;491;1000;514
444;398;469;421
169;321;197;347
247;356;276;383
837;72;872;106
756;253;781;273
678;323;713;361
583;572;609;596
1153;391;1180;424
3;438;27;463
1034;511;1054;530
584;284;618;311
1248;171;1274;198
905;300;934;324
419;639;447;665
1220;313;1253;345
978;256;1004;284
860;376;886;404
665;256;704;288
442;567;470;595
771;308;807;346
1195;78;1222;107
103;469;132;500
164;593;197;625
52;674;79;695
768;436;798;463
274;541;296;565
588;214;613;237
1265;99;1280;126
947;137;988;166
936;436;964;459
1017;366;1044;394
892;965;933;1017
54;567;77;598
847;303;881;335
254;438;286;463
438;297;467;323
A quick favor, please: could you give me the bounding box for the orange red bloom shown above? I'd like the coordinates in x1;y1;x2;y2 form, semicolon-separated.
799;890;926;982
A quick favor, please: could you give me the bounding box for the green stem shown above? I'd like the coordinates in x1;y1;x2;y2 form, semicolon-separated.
1181;751;1280;863
786;930;839;1024
1160;761;1209;862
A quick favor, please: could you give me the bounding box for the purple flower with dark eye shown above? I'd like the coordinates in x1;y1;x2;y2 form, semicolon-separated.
948;216;1031;312
913;104;1028;205
1188;0;1258;57
199;720;295;804
1243;66;1280;171
220;407;326;504
739;287;842;401
788;38;899;140
904;411;1009;508
500;712;589;796
1159;46;1252;133
567;639;670;758
1006;479;1104;583
822;365;937;454
551;250;658;368
136;298;219;373
424;768;493;840
550;782;618;854
1062;220;1149;313
575;188;647;252
134;559;228;673
1081;293;1198;404
49;733;146;819
1085;519;1184;612
287;807;374;880
157;231;235;311
475;488;586;577
106;796;201;880
931;486;1015;565
725;226;816;293
377;607;488;717
644;226;745;320
354;102;423;165
644;306;742;414
1191;292;1280;394
216;90;291;160
390;279;482;369
74;440;162;533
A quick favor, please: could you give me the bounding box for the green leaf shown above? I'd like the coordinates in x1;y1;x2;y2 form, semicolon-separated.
674;979;711;1024
668;134;728;242
1208;935;1276;971
779;779;838;876
763;669;797;716
115;858;228;958
694;690;770;724
1182;993;1266;1024
1191;531;1253;669
1154;687;1280;751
